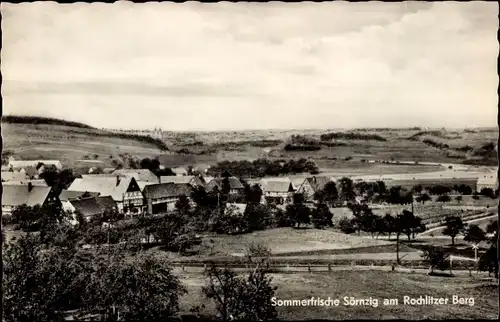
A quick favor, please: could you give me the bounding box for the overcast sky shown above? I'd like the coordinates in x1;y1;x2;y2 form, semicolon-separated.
2;1;498;131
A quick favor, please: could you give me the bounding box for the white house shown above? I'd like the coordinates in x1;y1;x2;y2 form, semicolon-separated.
477;172;498;192
260;180;295;205
8;158;63;172
66;175;144;214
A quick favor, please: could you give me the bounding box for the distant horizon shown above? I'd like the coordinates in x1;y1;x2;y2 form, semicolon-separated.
2;2;498;130
2;114;498;133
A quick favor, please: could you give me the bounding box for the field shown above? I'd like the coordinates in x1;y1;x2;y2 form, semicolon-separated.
193;228;393;257
2;118;497;171
1;123;165;169
179;271;498;320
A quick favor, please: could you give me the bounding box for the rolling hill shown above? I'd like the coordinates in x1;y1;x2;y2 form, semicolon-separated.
1;116;169;169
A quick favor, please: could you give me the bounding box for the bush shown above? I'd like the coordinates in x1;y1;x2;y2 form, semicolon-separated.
246;242;272;258
339;217;356;234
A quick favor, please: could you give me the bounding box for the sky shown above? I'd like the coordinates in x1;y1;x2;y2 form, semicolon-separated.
1;1;498;131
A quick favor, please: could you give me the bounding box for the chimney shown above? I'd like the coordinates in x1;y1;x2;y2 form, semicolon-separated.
28;182;33;192
116;175;121;187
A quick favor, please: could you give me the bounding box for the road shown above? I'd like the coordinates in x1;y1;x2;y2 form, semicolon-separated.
418;213;498;236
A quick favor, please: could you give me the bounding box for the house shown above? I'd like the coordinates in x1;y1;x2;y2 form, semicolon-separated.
224;203;247;216
19;166;40;179
66;175;144;214
1;183;58;215
206;177;244;195
143;183;194;214
8;159;63;172
1;171;30;182
160;175;204;187
67;196;118;221
297;176;335;200
260;180;295;205
112;169;159;183
60;190;101;213
2;179;49;187
477;172;498;193
201;176;215;185
171;167;188;176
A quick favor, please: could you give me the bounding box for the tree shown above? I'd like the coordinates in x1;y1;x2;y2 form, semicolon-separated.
383;213;396;240
3;233;90;322
285;203;311;228
480;188;496;199
175;194;191;215
203;265;278;321
81;251;186;320
478;244;499;278
455;195;463;203
322;181;339;205
246;242;272;258
411;184;423;194
421;246;450;274
311;203;333;229
338;216;356;234
463;224;486;245
417;193;431;204
442;215;465;246
246;184;263;204
436;194;451;203
338;177;356;202
486;219;498;242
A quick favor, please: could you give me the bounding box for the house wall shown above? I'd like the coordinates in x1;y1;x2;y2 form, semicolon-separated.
297;182;315;200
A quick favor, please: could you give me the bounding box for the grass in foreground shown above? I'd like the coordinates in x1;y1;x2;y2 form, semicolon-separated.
179;270;498;320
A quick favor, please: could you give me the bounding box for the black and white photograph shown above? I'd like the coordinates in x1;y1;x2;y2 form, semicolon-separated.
1;1;499;320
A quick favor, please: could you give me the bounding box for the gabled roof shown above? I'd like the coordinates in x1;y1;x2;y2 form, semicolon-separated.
261;180;295;193
22;166;39;178
9;160;62;169
160;175;199;185
224;203;247;216
304;176;335;192
207;177;244;191
138;181;156;191
1;171;29;182
143;183;193;199
112;169;159;183
1;185;52;208
70;196;117;217
67;176;140;201
59;190;101;202
2;180;48;187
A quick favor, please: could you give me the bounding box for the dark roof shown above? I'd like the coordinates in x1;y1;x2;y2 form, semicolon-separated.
71;196;117;217
261;181;294;193
207;177;244;190
59;190;100;202
305;176;333;192
143;183;193;199
23;166;39;178
1;185;52;207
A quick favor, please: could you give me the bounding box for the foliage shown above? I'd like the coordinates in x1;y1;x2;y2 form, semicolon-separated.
480;188;497;199
209;158;318;178
463;224;486;245
436;194;451;203
311;203;334;229
416;193;431;204
2;115;94;129
396;210;425;241
203;265;278;321
285;196;311;228
442;215;465;245
338;177;356;202
421;246;450;273
320;132;387;142
246;242;272;258
338;216;356;234
478;245;499;278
